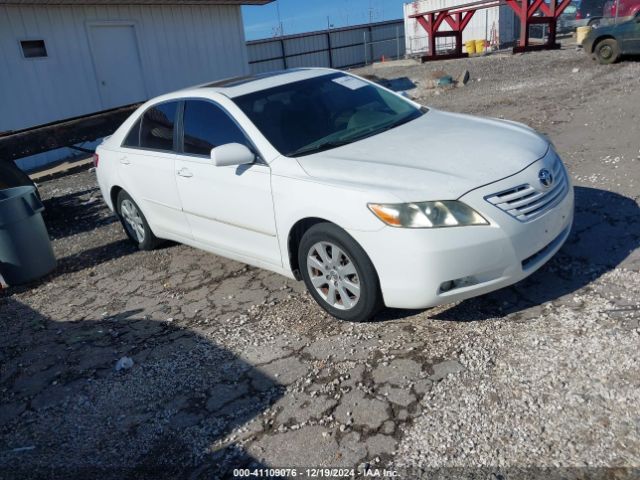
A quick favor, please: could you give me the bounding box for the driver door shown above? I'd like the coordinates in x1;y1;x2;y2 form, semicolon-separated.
174;99;281;267
621;15;640;52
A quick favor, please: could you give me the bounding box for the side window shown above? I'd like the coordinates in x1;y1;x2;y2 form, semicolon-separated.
122;118;141;148
182;100;250;156
140;102;178;151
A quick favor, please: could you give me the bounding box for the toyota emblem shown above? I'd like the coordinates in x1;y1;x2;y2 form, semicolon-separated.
538;169;553;188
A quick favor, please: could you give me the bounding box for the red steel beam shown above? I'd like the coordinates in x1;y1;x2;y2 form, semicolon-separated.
459;10;476;30
411;0;573;61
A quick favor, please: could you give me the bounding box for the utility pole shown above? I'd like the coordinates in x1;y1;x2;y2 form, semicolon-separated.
276;0;284;36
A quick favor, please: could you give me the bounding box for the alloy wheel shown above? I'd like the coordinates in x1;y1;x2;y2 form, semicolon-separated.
120;199;146;243
306;241;361;310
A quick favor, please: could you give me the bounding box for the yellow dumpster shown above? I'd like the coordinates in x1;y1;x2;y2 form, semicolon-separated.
475;39;486;53
576;26;592;45
465;40;476;54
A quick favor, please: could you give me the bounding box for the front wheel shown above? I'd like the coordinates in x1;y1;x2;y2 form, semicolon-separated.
298;223;383;322
593;38;620;64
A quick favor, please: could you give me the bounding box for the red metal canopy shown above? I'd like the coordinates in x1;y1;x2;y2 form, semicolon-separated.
409;0;573;61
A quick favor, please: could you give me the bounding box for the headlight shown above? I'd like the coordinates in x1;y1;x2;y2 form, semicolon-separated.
368;201;488;228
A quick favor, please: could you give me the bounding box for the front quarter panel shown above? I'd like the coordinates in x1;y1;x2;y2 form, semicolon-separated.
270;157;394;276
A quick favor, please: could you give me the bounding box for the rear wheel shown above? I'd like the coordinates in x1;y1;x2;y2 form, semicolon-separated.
116;190;162;250
298;223;382;322
593;38;620;64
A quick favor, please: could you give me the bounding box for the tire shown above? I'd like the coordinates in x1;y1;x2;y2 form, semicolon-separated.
116;190;162;250
298;223;383;322
593;38;619;64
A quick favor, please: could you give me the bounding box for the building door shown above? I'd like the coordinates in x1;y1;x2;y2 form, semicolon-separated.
88;24;147;109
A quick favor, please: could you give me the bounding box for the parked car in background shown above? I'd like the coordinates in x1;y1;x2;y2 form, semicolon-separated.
603;0;640;22
559;1;581;31
95;68;574;322
0;161;39;195
575;0;608;25
584;14;640;63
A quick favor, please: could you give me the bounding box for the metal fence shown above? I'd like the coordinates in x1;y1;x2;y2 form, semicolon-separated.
246;19;406;74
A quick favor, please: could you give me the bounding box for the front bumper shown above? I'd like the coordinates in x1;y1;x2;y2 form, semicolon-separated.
351;153;574;309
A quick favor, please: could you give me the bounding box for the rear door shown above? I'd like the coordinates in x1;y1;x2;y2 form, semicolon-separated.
174;99;280;266
119;101;191;239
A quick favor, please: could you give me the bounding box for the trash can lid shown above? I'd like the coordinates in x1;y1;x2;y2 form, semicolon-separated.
0;186;44;227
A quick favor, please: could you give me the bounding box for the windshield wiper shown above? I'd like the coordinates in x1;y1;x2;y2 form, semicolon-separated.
289;139;355;157
289;113;422;158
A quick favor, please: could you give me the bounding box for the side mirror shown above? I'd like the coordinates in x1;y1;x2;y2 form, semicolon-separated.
210;143;255;167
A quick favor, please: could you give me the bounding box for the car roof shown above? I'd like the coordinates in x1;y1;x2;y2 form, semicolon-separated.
187;68;338;98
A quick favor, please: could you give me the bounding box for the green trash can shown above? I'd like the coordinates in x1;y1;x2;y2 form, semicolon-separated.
0;186;56;285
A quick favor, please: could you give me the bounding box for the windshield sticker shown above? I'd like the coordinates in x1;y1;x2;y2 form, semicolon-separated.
332;76;368;90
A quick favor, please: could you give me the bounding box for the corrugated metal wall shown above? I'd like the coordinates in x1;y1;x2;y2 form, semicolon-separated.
247;20;406;74
403;0;517;56
0;4;249;169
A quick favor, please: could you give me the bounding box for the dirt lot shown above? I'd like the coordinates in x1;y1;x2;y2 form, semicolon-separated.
1;44;639;479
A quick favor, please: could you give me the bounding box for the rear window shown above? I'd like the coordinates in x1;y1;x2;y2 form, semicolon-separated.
122;119;141;148
139;102;178;152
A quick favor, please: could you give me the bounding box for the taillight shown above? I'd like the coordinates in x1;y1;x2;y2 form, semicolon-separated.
575;10;583;18
93;153;99;168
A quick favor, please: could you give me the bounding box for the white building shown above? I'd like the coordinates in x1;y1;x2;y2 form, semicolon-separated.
0;0;271;170
404;0;518;56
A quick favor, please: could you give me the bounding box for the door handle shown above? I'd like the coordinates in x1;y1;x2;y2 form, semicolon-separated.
119;156;131;165
177;168;193;178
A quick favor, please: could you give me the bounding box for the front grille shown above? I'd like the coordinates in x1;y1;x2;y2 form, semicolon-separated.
485;159;568;222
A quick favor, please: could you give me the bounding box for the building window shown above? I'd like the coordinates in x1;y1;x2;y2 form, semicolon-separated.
20;40;47;58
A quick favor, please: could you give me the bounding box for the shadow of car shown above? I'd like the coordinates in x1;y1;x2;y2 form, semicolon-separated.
584;13;640;63
0;299;281;478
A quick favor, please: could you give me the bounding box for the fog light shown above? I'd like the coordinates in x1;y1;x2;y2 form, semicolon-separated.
440;280;455;293
439;276;478;293
455;276;477;288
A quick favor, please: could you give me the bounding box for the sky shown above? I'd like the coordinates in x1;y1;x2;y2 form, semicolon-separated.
242;0;410;40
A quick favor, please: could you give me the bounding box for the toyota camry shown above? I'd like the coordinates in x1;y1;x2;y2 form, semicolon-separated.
95;68;574;322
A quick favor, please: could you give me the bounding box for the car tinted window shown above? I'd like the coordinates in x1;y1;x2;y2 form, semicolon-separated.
122;118;141;148
232;72;423;157
140;102;178;151
182;100;250;156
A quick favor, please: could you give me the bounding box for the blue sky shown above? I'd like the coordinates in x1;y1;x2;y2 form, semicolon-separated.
242;0;408;40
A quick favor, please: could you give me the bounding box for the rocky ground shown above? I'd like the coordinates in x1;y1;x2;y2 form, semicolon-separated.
1;43;639;479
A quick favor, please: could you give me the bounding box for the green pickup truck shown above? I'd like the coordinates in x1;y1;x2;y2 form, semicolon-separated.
584;14;640;63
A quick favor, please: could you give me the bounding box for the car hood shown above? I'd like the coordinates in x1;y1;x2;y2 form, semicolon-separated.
295;109;549;202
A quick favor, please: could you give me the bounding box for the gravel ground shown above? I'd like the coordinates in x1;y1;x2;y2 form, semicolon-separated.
1;43;639;479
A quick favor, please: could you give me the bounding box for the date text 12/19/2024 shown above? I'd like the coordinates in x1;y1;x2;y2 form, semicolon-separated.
233;468;399;477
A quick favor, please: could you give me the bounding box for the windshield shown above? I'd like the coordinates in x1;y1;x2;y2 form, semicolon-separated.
232;72;425;157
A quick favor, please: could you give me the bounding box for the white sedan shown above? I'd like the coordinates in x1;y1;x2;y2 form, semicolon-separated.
95;68;574;322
